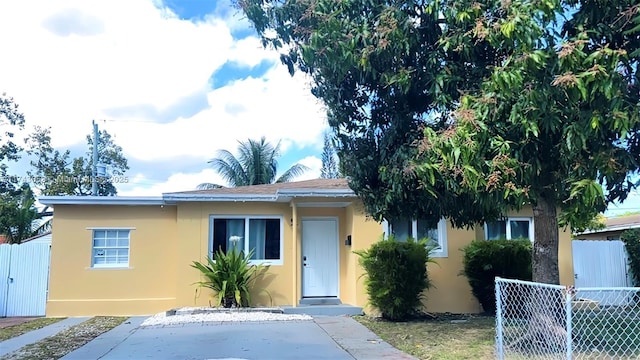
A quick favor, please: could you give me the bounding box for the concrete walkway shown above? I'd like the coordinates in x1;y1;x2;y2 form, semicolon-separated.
62;315;417;360
315;316;418;359
61;317;147;360
0;317;90;357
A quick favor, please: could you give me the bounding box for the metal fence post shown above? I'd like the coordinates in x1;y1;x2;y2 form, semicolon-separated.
565;290;573;359
495;277;504;360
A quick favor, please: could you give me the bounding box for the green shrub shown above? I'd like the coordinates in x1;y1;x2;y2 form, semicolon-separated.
355;235;434;321
461;239;532;314
621;229;640;286
191;248;269;308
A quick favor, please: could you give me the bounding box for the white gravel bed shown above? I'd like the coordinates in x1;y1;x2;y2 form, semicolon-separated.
140;310;312;327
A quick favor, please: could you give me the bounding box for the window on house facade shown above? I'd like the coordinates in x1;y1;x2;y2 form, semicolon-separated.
382;218;448;258
92;229;130;268
485;217;534;241
210;216;282;264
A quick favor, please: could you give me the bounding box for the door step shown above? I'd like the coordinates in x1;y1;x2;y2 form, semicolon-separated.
283;304;363;316
299;297;342;306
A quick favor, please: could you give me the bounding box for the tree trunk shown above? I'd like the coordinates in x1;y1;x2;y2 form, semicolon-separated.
532;196;560;284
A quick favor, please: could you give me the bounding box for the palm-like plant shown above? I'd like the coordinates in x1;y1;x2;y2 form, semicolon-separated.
191;248;270;308
197;137;309;189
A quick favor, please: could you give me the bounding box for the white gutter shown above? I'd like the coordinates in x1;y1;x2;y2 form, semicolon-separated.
38;188;357;205
38;196;166;206
277;189;356;197
162;193;278;202
576;223;640;235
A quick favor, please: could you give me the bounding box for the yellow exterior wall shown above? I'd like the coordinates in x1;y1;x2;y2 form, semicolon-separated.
46;199;576;316
425;223;482;313
47;205;178;317
178;202;295;308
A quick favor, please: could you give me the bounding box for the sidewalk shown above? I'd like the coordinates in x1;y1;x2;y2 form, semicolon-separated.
314;316;418;360
61;317;146;360
0;317;90;357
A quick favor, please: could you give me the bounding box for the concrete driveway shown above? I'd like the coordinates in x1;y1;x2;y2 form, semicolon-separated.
61;316;417;360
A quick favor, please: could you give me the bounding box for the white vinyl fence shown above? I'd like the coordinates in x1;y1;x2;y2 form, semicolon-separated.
0;241;51;317
572;240;632;306
495;277;640;359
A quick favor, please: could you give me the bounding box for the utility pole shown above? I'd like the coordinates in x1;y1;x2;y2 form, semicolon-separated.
92;120;99;196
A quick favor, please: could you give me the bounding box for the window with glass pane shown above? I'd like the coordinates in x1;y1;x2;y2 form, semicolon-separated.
212;219;246;254
390;218;412;240
211;217;282;263
510;220;530;240
92;230;130;267
249;219;280;260
486;218;533;240
417;219;440;250
486;220;507;240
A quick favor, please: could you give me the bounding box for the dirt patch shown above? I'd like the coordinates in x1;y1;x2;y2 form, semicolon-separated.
0;316;127;360
0;318;64;341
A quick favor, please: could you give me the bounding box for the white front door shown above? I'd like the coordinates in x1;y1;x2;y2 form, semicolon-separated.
301;219;339;298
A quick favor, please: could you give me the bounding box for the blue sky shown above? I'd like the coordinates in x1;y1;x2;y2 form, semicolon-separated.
0;0;638;217
0;0;328;196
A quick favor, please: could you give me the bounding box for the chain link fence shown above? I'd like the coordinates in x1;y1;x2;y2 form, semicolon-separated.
495;277;640;359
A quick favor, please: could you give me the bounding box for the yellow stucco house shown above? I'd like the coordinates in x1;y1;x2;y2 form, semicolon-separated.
39;178;575;317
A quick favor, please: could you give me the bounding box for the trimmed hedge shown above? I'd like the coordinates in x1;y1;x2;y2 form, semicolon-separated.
461;239;532;314
355;235;434;321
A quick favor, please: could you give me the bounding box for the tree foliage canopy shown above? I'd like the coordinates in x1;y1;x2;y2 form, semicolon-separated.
0;93;49;243
26;126;129;196
320;132;340;179
239;0;640;283
198;136;309;188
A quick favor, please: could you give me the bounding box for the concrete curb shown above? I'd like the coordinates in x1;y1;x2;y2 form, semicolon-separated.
314;316;419;360
60;316;147;360
0;317;91;357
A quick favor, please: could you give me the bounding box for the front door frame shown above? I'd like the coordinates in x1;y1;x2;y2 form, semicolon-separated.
300;216;340;298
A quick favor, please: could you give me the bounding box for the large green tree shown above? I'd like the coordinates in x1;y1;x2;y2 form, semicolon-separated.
419;1;640;284
239;0;640;284
0;93;49;243
26;126;129;196
197;136;309;189
238;0;498;225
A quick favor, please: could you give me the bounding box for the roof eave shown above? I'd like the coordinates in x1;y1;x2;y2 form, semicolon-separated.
38;196;166;206
277;189;355;197
162;194;278;202
576;223;640;235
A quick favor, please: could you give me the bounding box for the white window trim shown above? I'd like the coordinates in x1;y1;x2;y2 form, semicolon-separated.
90;229;131;269
382;218;448;258
209;215;284;266
484;217;534;242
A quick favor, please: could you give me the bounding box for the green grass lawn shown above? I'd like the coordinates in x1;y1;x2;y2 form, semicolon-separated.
0;318;65;342
355;315;495;360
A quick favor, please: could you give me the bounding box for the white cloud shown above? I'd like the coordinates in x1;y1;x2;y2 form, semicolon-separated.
296;156;322;181
0;1;329;195
98;65;326;162
118;168;225;196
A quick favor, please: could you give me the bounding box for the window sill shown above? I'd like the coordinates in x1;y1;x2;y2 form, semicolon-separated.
249;261;282;266
86;266;134;270
430;252;448;258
